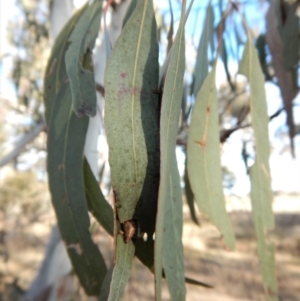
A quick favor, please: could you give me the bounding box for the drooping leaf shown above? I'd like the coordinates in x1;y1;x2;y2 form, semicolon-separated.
122;0;137;28
239;37;277;301
83;158;114;236
44;4;108;296
44;3;88;124
255;34;272;81
163;156;186;301
158;0;194;87
166;0;174;54
46;80;107;296
65;0;104;117
184;162;199;225
187;63;235;250
99;266;114;301
220;36;234;90
104;0;160;235
282;2;299;70
154;2;187;300
107;235;135;301
266;1;297;157
193;4;214;96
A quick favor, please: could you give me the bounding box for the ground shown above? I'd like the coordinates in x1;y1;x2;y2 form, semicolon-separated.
0;173;299;301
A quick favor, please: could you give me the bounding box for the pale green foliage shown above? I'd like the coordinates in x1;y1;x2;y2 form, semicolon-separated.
239;37;277;301
107;236;135;301
187;63;235;250
154;2;186;300
42;1;287;300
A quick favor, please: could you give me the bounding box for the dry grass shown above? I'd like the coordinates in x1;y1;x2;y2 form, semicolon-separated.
0;172;299;300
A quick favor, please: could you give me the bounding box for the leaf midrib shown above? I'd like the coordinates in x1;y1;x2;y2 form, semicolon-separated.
131;0;148;199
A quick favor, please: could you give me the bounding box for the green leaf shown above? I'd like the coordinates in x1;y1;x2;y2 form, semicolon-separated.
46;80;107;296
239;37;277;301
193;4;214;96
83;158;114;236
163;156;186;301
154;2;187;300
166;0;174;54
282;2;299;70
184;162;199;225
122;0;137;28
220;35;234;90
65;0;104;117
104;0;160;235
187;63;235;250
99;266;114;301
44;3;88;124
107;235;135;301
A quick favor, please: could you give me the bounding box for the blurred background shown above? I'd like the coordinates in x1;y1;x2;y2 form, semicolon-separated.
0;0;299;300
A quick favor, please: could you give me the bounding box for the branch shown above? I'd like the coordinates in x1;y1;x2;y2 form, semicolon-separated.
0;121;46;167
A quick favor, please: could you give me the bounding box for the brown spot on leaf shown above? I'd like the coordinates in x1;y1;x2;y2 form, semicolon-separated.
195;139;206;147
120;73;127;78
206;106;210;113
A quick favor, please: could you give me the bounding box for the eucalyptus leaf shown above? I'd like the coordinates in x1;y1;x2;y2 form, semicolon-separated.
187;63;235;250
46;80;107;296
107;235;135;301
193;4;214;96
154;2;187;300
163;156;186;301
104;0;160;235
44;3;108;296
122;0;137;28
44;3;88;123
282;2;299;70
65;0;104;117
239;37;277;301
83;158;114;236
184;162;199;225
166;0;174;54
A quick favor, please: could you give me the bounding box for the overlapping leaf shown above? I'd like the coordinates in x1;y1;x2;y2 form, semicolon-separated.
44;3;108;296
65;0;103;117
83;158;114;236
163;156;186;301
104;0;159;235
239;37;277;301
46;81;107;296
187;63;235;250
154;2;187;300
107;235;135;301
193;4;214;96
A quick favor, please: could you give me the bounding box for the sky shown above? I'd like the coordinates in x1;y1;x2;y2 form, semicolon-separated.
0;0;299;196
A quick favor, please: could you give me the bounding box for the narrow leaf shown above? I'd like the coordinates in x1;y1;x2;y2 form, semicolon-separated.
155;2;187;300
104;0;160;236
122;0;137;28
166;0;174;54
239;37;277;301
163;156;186;301
83;158;114;236
44;3;88;123
107;235;135;301
184;162;199;225
46;80;107;296
282;2;299;70
65;0;104;117
187;63;235;250
193;4;214;96
99;266;114;301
